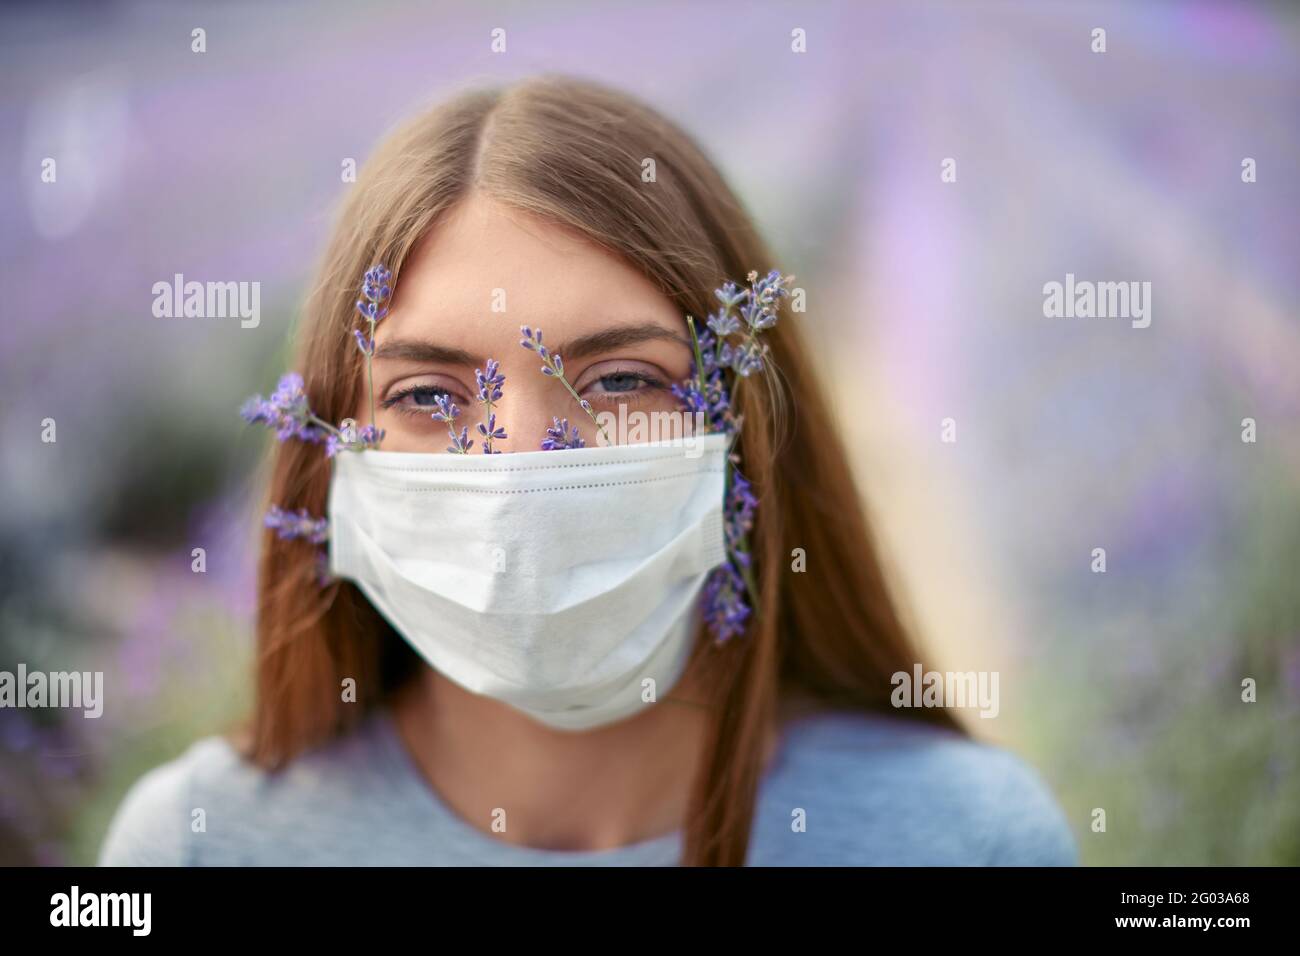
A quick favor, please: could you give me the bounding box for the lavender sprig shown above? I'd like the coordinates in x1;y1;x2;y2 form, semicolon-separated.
430;393;473;454
264;505;330;545
264;505;333;586
519;326;611;446
711;269;793;397
700;561;750;643
241;264;403;596
675;269;795;644
475;359;508;454
325;423;384;457
241;372;336;445
241;371;383;456
354;264;392;439
541;417;585;451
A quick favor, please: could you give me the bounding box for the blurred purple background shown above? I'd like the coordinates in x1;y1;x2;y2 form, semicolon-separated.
1;0;1297;864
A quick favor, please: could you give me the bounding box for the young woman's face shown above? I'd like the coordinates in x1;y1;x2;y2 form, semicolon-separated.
361;193;695;452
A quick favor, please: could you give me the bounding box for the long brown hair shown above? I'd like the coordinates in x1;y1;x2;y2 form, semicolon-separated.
241;74;966;866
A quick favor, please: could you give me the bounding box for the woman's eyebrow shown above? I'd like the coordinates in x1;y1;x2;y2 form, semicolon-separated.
371;322;689;366
372;339;479;365
553;322;691;359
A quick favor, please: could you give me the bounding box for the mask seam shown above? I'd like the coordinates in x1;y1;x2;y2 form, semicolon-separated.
349;448;725;475
341;468;725;495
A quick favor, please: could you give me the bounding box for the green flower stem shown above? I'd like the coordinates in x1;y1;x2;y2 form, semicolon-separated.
306;413;344;437
480;392;496;454
687;315;707;395
544;356;611;445
366;317;377;437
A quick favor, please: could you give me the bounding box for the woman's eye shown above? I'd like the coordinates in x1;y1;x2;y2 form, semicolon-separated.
382;384;454;415
590;364;670;398
406;387;447;407
597;372;649;393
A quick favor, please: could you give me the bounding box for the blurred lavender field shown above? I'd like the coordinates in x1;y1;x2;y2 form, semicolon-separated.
1;0;1296;865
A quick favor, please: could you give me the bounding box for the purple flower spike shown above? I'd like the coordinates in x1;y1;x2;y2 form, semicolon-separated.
429;393;459;424
431;393;473;453
701;561;751;644
520;326;549;358
325;423;385;457
474;359;508;453
264;505;330;545
676;270;795;642
706;310;741;337
356;299;389;322
475;359;505;404
448;425;474;454
476;413;507;454
540;417;585;451
356;264;393;448
362;264;392;303
518;325;612;444
240;372;330;445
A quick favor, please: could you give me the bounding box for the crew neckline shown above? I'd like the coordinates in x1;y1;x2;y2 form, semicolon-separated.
368;705;687;865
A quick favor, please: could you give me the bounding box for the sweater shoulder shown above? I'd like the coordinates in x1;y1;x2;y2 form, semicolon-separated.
751;708;1079;866
97;715;389;866
97;735;239;866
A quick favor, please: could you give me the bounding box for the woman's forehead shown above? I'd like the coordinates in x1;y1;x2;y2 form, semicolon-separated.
383;195;683;350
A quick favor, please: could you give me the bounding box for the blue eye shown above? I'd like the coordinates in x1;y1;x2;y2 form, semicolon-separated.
406;387;447;407
598;372;651;394
382;385;452;415
582;368;668;406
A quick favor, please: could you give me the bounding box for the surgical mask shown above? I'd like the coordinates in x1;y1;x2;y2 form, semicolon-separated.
327;432;729;731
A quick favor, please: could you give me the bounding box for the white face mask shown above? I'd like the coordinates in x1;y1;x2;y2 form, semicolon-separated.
328;433;729;731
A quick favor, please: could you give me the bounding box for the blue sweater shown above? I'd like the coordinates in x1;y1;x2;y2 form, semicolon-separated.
97;706;1078;866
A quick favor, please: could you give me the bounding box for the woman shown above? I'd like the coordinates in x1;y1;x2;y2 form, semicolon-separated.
99;74;1077;866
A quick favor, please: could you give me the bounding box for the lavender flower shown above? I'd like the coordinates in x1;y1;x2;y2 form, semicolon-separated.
241;371;384;458
325;423;385;457
355;264;392;436
541;417;585;451
241;265;402;593
476;358;505;403
670;326;734;436
714;281;747;312
700;561;751;644
355;264;392;326
314;549;333;587
699;469;760;645
706;304;741;337
521;326;611;445
725;470;759;550
706;269;791;379
676;269;794;643
262;510;335;588
264;505;329;545
475;359;507;453
477;414;507;453
431;393;473;454
361;265;391;302
240;372;331;444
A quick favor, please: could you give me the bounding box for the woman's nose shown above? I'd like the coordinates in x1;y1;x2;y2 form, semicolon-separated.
485;385;589;454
